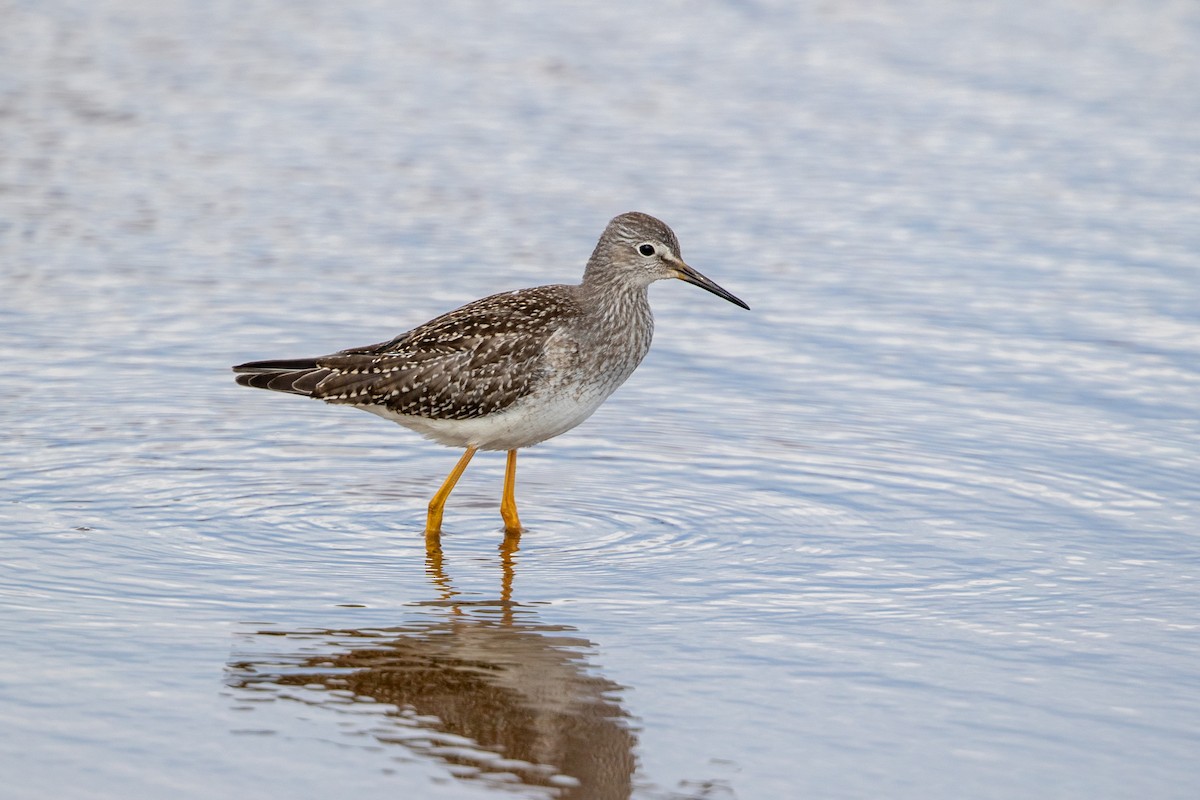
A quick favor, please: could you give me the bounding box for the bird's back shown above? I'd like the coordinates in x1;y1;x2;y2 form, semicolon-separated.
234;284;586;422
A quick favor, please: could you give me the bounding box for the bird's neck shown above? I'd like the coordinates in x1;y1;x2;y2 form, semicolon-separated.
580;266;649;313
575;274;655;371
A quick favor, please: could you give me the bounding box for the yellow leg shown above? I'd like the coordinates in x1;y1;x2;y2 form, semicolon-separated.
426;447;477;535
500;449;523;534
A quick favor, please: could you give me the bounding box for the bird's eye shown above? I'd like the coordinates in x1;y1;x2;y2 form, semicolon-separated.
638;244;656;256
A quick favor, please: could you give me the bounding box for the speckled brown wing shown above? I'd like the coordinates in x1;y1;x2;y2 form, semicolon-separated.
299;285;582;421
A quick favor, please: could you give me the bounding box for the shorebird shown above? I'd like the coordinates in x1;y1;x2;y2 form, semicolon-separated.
233;212;748;536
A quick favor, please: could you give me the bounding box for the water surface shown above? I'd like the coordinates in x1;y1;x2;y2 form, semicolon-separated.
3;2;1199;798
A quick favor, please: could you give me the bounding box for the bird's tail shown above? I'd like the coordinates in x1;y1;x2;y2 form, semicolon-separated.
232;359;330;396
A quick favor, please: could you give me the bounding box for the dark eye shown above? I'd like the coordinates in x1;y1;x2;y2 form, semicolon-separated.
638;244;656;256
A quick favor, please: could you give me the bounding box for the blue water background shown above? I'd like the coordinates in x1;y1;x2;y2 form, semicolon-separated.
2;2;1198;798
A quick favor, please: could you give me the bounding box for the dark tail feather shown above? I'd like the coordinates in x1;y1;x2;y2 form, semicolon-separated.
232;358;329;396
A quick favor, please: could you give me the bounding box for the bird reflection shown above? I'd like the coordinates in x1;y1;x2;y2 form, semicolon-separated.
227;531;636;798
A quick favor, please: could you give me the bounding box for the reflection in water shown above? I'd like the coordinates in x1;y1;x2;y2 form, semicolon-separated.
226;533;636;798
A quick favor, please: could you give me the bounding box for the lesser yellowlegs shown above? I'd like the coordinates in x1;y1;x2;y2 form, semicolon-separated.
233;212;748;535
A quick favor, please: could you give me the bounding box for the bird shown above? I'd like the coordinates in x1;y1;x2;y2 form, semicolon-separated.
232;212;748;537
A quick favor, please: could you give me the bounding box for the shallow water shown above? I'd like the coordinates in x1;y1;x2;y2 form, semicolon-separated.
3;1;1200;798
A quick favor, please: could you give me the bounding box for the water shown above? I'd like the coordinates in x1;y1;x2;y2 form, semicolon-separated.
3;1;1199;798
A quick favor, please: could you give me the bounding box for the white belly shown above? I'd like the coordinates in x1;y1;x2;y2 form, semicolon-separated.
361;382;617;451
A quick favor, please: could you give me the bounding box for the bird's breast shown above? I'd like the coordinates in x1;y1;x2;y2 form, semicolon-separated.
542;297;654;399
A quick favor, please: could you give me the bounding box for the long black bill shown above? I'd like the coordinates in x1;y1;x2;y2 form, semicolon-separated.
674;262;750;310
